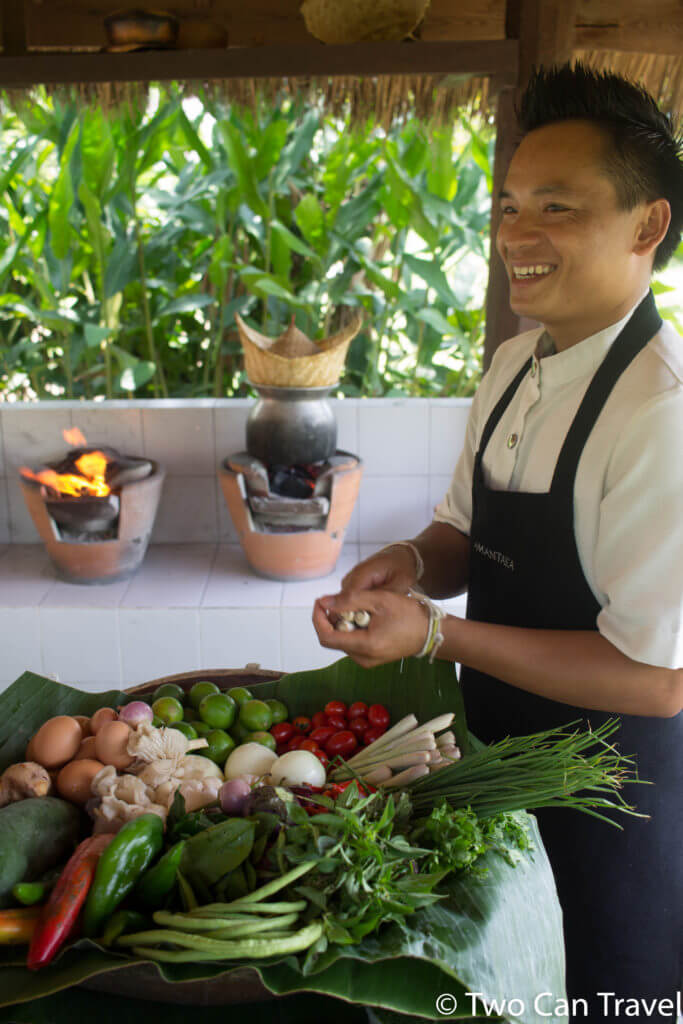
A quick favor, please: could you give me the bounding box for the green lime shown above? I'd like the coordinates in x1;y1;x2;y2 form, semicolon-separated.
190;720;213;738
239;699;273;733
152;696;184;725
230;720;252;745
151;715;164;728
189;680;221;710
169;721;198;740
226;686;254;708
266;699;288;725
249;730;277;752
199;692;237;730
201;729;235;765
152;683;186;705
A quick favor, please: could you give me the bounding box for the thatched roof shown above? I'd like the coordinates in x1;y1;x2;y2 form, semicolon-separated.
0;1;681;123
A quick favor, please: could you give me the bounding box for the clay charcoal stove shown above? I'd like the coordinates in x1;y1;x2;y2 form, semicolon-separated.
220;384;362;580
19;437;165;584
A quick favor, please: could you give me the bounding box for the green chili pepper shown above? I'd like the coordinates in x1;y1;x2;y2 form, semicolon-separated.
82;814;164;938
101;909;149;947
134;841;185;910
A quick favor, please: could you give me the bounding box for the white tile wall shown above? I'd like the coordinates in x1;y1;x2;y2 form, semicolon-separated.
0;398;470;545
0;399;472;692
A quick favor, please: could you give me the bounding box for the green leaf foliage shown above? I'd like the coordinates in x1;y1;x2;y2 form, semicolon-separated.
0;87;500;401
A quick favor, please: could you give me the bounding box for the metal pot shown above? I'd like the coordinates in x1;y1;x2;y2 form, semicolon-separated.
246;384;337;466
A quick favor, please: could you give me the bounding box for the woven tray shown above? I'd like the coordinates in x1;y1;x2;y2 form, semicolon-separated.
236;312;363;387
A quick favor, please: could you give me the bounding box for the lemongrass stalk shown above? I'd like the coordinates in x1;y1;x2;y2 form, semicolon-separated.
344;714;418;765
435;731;456;748
379;764;430;788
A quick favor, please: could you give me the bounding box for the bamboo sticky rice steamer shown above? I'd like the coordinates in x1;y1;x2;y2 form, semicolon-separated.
236;312;363;388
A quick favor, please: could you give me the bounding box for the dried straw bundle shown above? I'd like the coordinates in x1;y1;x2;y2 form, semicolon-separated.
236;311;363;387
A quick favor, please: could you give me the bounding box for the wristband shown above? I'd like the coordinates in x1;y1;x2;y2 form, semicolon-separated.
382;541;424;582
411;590;446;663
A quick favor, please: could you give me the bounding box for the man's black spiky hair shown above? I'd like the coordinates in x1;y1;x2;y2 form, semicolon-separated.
516;63;683;270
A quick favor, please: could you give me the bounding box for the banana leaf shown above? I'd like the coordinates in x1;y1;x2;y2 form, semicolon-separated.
0;662;566;1023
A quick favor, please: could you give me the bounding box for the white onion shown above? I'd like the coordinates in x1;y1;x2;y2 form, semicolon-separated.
118;701;154;728
269;750;326;789
224;742;278;780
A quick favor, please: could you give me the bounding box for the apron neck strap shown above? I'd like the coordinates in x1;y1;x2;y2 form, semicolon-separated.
550;290;662;495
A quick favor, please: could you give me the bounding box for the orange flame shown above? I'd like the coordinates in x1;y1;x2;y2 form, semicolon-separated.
20;428;111;497
63;426;87;446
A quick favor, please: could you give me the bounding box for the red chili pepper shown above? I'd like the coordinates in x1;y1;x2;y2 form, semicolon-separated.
27;833;114;970
325;779;376;798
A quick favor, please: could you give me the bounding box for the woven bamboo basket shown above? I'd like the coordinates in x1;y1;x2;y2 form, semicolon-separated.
300;0;430;43
236;311;363;388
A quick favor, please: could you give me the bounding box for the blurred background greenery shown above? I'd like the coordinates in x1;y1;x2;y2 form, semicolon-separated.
0;86;680;402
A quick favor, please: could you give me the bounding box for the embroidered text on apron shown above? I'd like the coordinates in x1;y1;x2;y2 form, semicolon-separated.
461;291;682;1020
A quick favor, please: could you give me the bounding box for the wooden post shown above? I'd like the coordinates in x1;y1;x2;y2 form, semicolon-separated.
483;0;578;369
1;0;27;54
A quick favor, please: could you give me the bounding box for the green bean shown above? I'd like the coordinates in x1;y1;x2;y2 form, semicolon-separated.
230;861;316;904
189;900;307;917
121;920;324;959
207;913;299;940
153;911;299;935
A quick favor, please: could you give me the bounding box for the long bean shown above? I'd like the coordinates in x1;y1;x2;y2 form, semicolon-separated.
225;861;316;905
153;911;298;933
189;899;307;917
209;913;299;940
121;920;324;960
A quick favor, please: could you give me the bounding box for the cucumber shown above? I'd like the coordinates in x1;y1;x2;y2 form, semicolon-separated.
0;797;82;908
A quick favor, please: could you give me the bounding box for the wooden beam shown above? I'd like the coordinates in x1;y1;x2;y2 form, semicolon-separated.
574;25;683;56
1;0;28;55
0;38;518;87
483;0;578;369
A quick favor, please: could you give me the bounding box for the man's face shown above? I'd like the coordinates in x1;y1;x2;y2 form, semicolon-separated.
496;119;648;346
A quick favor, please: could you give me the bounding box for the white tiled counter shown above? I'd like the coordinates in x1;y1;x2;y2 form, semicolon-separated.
0;397;471;690
0;542;468;693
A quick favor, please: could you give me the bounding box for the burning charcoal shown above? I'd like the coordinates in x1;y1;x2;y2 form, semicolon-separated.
269;464;321;499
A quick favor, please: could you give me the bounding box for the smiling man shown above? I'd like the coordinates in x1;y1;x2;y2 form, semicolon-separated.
313;65;683;1018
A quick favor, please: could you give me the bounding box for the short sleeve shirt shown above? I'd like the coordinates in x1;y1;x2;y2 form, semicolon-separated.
433;310;683;670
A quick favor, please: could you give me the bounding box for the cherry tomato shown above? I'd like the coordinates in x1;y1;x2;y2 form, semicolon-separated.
349;716;369;740
368;704;390;729
300;738;321;754
310;726;336;746
287;735;306;751
325;730;358;758
271;722;295;744
314;749;329;769
292;715;312;734
326;713;347;731
324;700;347;718
363;725;387;746
348;701;368;719
311;711;328;729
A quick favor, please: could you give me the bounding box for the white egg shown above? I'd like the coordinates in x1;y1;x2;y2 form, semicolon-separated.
269;750;326;789
224;742;277;780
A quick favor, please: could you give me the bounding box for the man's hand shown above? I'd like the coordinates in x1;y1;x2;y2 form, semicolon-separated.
312;589;430;669
339;545;418;596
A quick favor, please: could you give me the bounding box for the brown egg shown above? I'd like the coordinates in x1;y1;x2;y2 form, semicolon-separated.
73;715;92;737
31;716;83;770
90;707;118;734
74;735;98;760
25;735;38;761
56;759;105;805
94;720;133;770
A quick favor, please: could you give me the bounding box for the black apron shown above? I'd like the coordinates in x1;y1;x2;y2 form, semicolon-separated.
461;291;682;1020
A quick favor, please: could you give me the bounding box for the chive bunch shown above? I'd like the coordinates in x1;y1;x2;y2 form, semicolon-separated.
407;719;643;825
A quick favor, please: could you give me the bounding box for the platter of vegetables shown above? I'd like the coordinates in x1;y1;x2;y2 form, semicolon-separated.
0;659;639;1024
